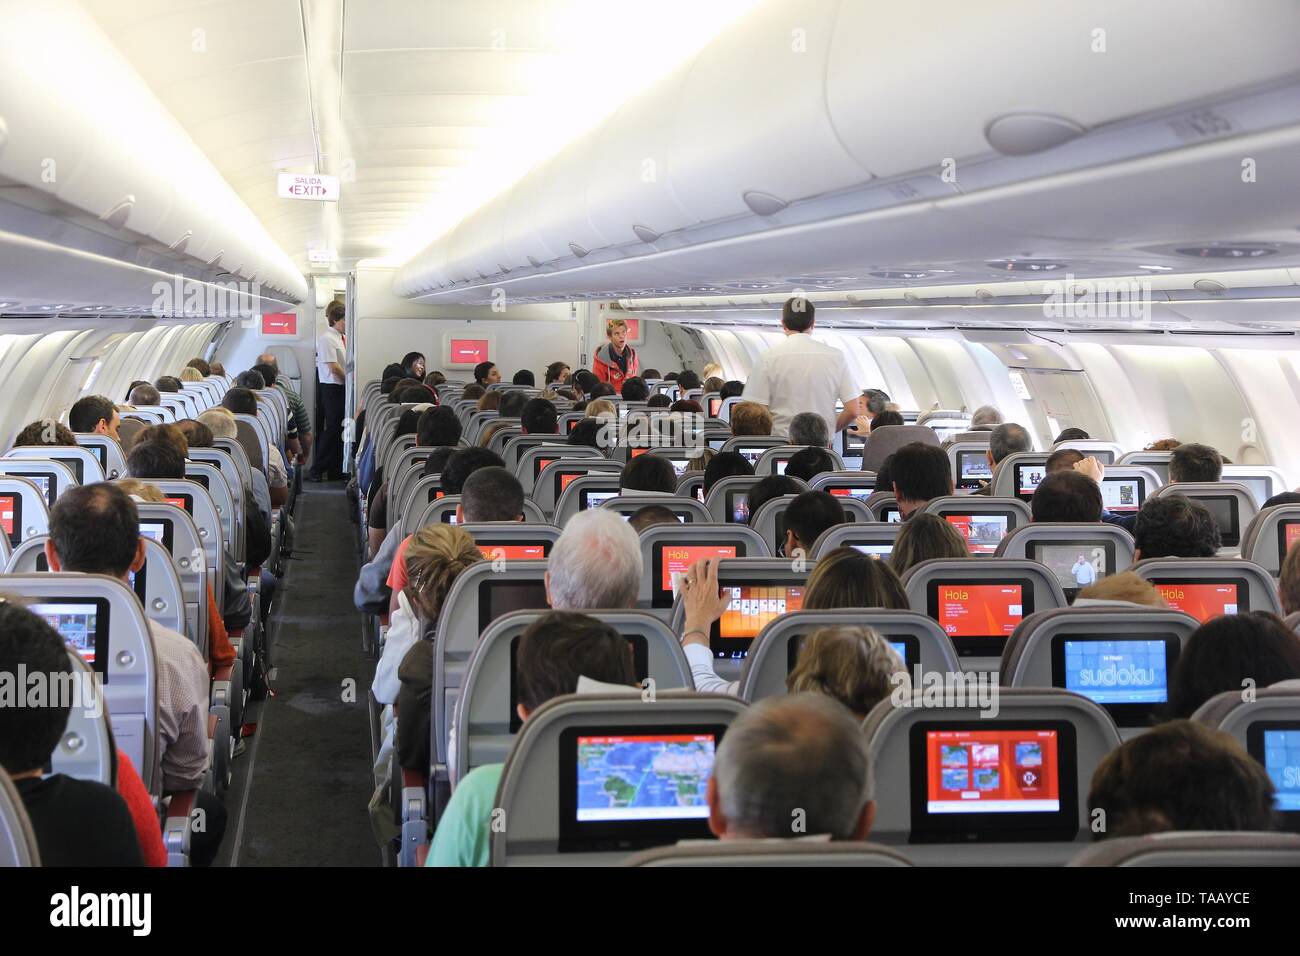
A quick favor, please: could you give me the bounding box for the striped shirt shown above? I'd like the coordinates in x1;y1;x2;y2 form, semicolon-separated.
147;619;211;792
276;377;312;438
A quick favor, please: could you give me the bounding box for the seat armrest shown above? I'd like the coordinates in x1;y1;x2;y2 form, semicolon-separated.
163;790;196;866
399;768;429;867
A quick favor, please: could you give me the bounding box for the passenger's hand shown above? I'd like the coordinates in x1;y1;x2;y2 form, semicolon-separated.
1074;455;1104;483
680;558;732;645
851;414;872;434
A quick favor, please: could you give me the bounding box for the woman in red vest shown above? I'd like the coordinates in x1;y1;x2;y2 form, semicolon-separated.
592;317;639;394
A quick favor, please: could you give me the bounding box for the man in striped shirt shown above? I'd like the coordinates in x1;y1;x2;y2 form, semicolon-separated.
258;353;313;464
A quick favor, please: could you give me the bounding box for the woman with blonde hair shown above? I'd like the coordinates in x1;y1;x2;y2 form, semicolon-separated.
890;512;969;576
585;398;618;420
787;626;910;719
179;366;204;383
1074;571;1168;608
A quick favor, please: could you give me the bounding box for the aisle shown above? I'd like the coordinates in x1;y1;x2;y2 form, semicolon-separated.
223;484;380;866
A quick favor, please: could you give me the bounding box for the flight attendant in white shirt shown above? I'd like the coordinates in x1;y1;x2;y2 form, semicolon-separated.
741;297;863;440
309;300;347;481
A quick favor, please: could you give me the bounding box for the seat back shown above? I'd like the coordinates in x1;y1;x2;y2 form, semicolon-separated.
187;449;245;560
861;425;939;473
232;415;267;474
1241;503;1300;576
947;441;994;492
184;461;237;561
808;521;904;559
990;452;1052;500
1069;832;1300;867
0;767;39;866
719;436;790;467
54;650;114;785
750;493;869;554
117;417;148;451
704;476;773;524
738;609;960;704
901;558;1068;671
1000;606;1200;730
1096;465;1162;518
486;425;523;458
675;473;705;503
491;692;748;866
807;471;877;501
501;435;567;474
212;438;254;497
1118;450;1173;484
1220;465;1288;508
0;476;50;546
533;459;622;517
863;688;1120;864
624;840;914;867
1151;481;1258;552
453;610;693;781
134;503;208;650
380;433;420;482
75;435;128;480
122;406;172;424
994;522;1136;593
0;458;78;506
516;445;605;496
387;446;436;528
554;473;624;527
408;495;546;532
1132;557;1282;619
2;573;162;794
917;496;1032;557
600;495;711;524
636;522;771;610
754;446;845;477
864;491;902;521
1052;440;1123;465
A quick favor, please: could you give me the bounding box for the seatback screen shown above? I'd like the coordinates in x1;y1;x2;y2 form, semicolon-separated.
945;514;1010;555
1247;722;1300;824
30;599;110;680
580;489;618;510
828;486;874;502
477;544;547;561
711;584;804;659
851;543;894;560
1279;521;1300;562
11;473;53;507
928;581;1032;657
139;520;174;554
1152;580;1246;623
1015;464;1048;499
1029;542;1111;597
726;491;750;524
0;494;19;545
1051;635;1179;726
1101;477;1143;513
737;447;768;466
164;494;193;514
655;544;739;605
956;451;992;490
1198;495;1239;547
477;580;549;632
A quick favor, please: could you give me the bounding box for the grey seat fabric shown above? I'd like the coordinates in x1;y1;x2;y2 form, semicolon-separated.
0;459;78;506
1241;503;1300;575
0;476;50;543
0;767;40;867
808;521;904;558
860;425;939;474
1150;481;1258;553
53;650;114;785
1068;832;1300;867
624;840;914;867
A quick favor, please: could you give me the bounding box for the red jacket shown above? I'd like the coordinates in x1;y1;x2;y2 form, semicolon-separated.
592;342;638;393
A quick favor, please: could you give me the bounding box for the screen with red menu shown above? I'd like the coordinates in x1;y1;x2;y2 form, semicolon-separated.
718;586;803;639
933;584;1025;637
1154;582;1242;622
534;458;558;479
164;496;192;513
260;313;297;335
559;472;582;492
925;729;1060;814
449;338;489;364
1285;522;1300;554
477;544;547;561
944;514;1009;555
0;495;14;538
659;545;737;594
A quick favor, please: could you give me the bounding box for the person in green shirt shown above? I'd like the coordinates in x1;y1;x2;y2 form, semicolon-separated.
426;611;638;867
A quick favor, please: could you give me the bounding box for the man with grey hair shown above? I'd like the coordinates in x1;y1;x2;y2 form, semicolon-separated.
789;411;831;449
545;507;642;610
970;405;1003;429
708;694;875;841
199;407;274;519
973;421;1032;496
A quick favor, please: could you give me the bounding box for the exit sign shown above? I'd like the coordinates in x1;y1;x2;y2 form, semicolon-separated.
278;173;340;202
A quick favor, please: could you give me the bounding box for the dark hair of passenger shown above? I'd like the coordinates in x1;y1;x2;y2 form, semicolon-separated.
395;408;422;438
747;475;804;519
1045;448;1085;473
1054;427;1090;443
1166;612;1300;720
988;422;1032;463
473;361;496;385
888;442;952;505
520;398;558;435
0;602;74;774
620;454;676;495
48;482;139;576
677;370;702;392
719;380;744;401
784;447;837;484
1263;491;1300;510
222;387;258;416
186;358;211;377
13;420;76;446
128;383;161;407
135;423;188;459
1133;496;1221;558
571;369;599;396
251;363;280;390
862;389;890;416
703;376;725;394
873;454;894;496
620;377;650;402
544;361;570;385
460;383;486;401
641;368;661;380
68;395;117;434
670;399;703;414
127;439;186;479
381;362;406;383
784;490;846;551
1030;470;1103;522
889;512;970;576
628;505;680;533
1087;720;1276;839
154;375;183;393
1169;442;1224;483
804;547;908;610
417;406;462;447
782;296;815;333
664;372;678;382
703;451;754;495
424;370;447;388
460;467;524;522
567;417;604;449
439;447;505;496
871;410;904;429
380;375;404;396
401;352;425;377
512;369;535;387
515;612;638;713
421;446;455;479
125;380;150;401
175;419;213;449
498;391;528;419
588;382;616;399
646;393;671;408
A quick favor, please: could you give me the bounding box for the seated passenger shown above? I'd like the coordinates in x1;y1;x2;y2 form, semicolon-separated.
619;453;676;496
889;512;969;577
1167;612;1300;719
512;369;534;386
134;423;189;460
1045;448;1085;473
787;626;910;719
179;366;204;383
567;417;604;448
223;386;290;507
719;380;744;401
154;375;183;394
867;409;904;431
746;474;804;523
1132;495;1221;559
972;422;1031;496
1087;720;1275;838
44;483;226;864
677;370;702;393
1169;442;1223;483
520;398;558;435
1054;427;1090;442
584;398;617;420
629;504;679;533
1030;470;1103;522
185;358;211;377
545;362;570;387
730;401;773;437
545;508;642;611
969;405;1003;430
403;352;428;380
703;451;753;496
703;376;725;394
646;393;671;409
788;412;830;449
427;611;638;866
1280;542;1300;617
685;447;714;474
781;490;845;557
12;419;76;447
708;694;875;841
474;361;501;388
476;391;502;413
199;405;275;526
174;418;213;452
620;376;650;402
784;446;837;484
889;442;953;519
208;362;226;377
670;399;703;415
0;600;143;866
128;382;161;407
68;395;121;440
1073;571;1168;609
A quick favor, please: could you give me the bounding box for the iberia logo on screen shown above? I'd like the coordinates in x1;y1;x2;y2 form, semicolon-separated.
937;585;1023;636
450;339;489;363
926;729;1060;813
